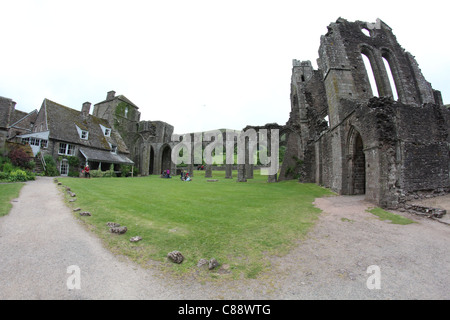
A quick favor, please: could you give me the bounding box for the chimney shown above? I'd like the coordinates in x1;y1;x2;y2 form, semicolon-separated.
82;102;91;117
107;90;116;100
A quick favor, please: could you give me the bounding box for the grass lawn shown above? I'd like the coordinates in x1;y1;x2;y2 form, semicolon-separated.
367;207;415;225
59;170;332;279
0;183;25;217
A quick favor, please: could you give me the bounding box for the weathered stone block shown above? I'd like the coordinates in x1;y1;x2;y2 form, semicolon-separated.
110;226;127;234
167;251;184;264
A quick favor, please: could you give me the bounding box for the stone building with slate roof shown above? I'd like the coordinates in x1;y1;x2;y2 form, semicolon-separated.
13;91;177;177
20;98;134;176
0;96;38;149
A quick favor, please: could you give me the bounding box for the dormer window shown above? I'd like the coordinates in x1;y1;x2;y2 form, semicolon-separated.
76;125;89;140
81;130;89;140
100;124;111;137
109;143;117;154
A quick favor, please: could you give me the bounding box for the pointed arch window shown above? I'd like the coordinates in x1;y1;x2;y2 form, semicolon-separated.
361;52;379;97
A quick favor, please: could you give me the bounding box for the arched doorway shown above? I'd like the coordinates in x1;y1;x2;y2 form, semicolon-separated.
161;145;172;174
348;128;366;195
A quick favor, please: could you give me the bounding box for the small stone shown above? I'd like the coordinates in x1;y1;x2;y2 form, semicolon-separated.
197;259;208;268
69;199;77;202
167;251;184;264
106;222;120;227
80;211;91;216
110;226;127;234
207;179;219;182
130;236;142;242
208;258;219;270
73;208;81;212
57;182;62;185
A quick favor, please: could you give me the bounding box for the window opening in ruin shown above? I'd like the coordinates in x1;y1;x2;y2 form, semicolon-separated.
361;53;379;97
382;57;399;101
361;28;371;37
324;115;329;126
352;134;365;195
149;147;155;174
301;75;305;82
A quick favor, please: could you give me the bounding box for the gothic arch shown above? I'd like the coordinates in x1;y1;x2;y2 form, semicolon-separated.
347;127;366;195
380;48;403;101
160;144;172;175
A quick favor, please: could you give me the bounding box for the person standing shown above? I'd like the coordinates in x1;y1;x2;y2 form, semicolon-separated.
84;164;90;178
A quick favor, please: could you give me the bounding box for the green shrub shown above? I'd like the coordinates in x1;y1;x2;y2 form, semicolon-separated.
90;169;103;178
0;171;9;181
26;171;36;181
2;162;14;173
44;155;59;176
8;169;28;182
120;164;132;177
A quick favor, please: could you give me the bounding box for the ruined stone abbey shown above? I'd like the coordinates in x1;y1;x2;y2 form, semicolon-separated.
1;18;449;210
280;18;449;209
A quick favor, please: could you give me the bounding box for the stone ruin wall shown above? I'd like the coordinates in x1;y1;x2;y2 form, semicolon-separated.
283;18;450;209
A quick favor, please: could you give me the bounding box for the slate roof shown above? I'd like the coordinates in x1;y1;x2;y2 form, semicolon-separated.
94;94;139;109
0;96;37;133
80;148;134;165
10;110;38;131
43;99;130;154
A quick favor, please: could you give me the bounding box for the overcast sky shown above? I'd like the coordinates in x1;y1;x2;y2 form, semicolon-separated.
1;0;449;134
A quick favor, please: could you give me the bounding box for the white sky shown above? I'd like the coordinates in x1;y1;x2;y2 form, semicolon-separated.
1;0;449;134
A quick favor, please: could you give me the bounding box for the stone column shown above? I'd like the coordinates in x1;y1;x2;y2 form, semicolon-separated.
237;164;247;182
245;164;254;179
225;164;233;179
267;173;278;183
205;164;212;178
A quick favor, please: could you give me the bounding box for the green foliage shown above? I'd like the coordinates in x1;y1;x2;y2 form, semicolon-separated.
0;154;36;182
120;164;132;177
2;161;14;173
90;164;116;178
278;146;286;164
44;155;59;176
7;169;30;182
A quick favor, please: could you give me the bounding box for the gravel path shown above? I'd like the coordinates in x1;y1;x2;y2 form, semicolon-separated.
1;177;449;300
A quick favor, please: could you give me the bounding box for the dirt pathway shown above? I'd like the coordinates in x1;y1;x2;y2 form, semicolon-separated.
1;177;449;299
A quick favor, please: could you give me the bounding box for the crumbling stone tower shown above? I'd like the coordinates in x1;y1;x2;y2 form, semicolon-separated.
287;18;449;208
